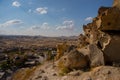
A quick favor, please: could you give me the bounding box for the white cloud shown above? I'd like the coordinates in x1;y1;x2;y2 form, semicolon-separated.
0;19;23;27
85;17;93;21
41;22;50;29
30;25;40;30
31;22;50;30
36;7;48;14
12;1;21;7
56;20;74;30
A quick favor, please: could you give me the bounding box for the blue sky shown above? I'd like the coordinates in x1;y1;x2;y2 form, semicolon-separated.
0;0;113;36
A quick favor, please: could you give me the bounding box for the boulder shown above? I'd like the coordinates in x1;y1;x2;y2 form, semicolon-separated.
57;49;88;70
78;44;105;68
88;44;105;67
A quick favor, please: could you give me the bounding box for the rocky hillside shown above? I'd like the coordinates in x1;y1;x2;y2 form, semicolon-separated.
10;0;120;80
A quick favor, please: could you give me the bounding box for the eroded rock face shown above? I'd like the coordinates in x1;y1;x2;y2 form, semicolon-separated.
57;49;88;70
88;44;105;67
79;4;120;66
55;43;69;60
56;0;120;70
78;44;104;68
103;34;120;63
78;34;88;48
113;0;120;9
79;66;120;80
99;7;120;31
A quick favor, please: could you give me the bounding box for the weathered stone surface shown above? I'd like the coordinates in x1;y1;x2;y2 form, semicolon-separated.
98;33;111;50
80;3;120;66
79;66;120;80
91;66;120;80
55;43;69;60
57;49;88;70
88;44;105;67
98;7;110;15
99;7;120;31
83;22;103;45
78;34;88;48
113;0;120;9
67;70;83;76
103;34;120;63
78;44;105;68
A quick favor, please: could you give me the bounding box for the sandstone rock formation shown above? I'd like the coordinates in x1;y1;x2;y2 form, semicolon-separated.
77;44;105;68
98;7;120;31
56;0;120;73
78;34;88;48
113;0;120;9
77;0;120;67
57;49;88;71
88;44;104;67
55;42;69;60
56;0;120;72
64;66;120;80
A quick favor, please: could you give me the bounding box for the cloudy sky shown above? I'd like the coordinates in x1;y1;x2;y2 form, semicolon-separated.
0;0;113;36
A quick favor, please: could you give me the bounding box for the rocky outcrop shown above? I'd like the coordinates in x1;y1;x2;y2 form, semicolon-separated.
55;43;69;60
62;66;120;80
103;34;120;63
57;49;89;73
78;34;89;48
56;0;120;73
88;45;104;67
78;66;120;80
98;7;120;31
29;0;120;79
88;44;104;67
113;0;120;9
78;44;104;68
77;0;120;67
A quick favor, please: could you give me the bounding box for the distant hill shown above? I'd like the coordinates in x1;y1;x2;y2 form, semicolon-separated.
0;35;78;40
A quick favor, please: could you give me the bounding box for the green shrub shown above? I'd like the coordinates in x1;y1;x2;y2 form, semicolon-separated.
59;67;71;76
0;61;11;70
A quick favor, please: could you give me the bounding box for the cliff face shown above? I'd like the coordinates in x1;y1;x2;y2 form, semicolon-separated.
78;0;120;66
56;0;120;73
113;0;120;9
55;1;120;79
